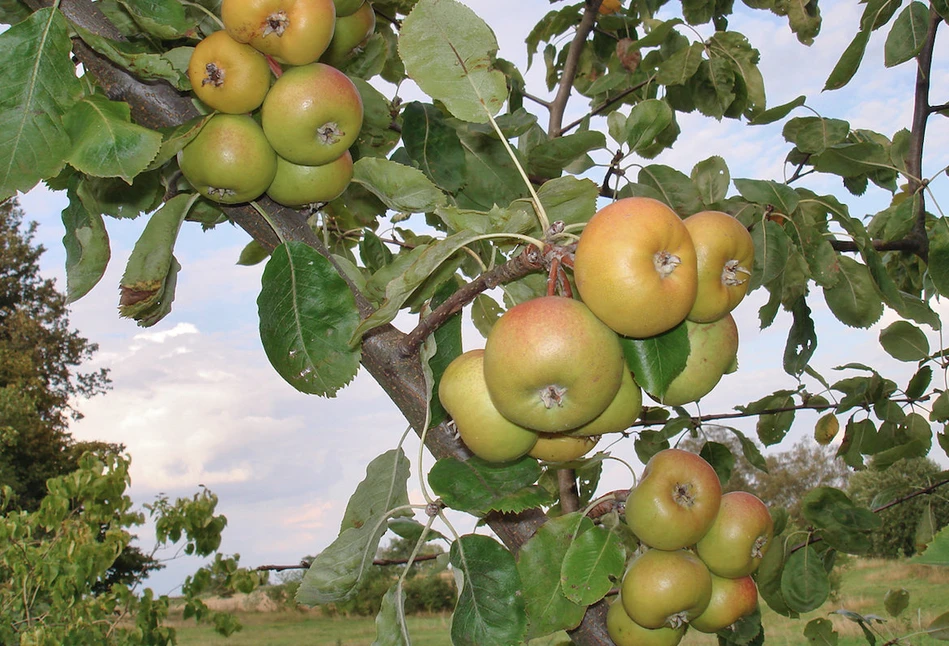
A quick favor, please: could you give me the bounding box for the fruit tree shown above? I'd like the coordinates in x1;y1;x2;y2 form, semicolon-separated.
1;0;948;644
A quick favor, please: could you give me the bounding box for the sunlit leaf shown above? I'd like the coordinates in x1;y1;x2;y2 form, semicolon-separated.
428;456;552;516
690;155;729;206
822;256;884;328
620;322;689;400
561;525;625;605
884;2;930;67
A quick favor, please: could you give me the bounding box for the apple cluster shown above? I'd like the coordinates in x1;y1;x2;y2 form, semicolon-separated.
608;448;774;645
438;296;644;464
176;0;376;207
574;196;755;406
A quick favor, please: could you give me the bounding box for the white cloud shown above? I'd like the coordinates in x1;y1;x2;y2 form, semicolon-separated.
133;322;199;344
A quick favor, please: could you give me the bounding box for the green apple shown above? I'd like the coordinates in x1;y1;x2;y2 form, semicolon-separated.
266;150;354;207
625;448;722;550
690;574;759;633
696;491;774;578
685;210;754;323
333;0;364;17
606;597;685;646
261;63;364;166
482;296;625;433
321;1;375;66
528;433;598;462
621;548;712;630
222;0;336;66
438;349;538;463
177;114;277;204
654;313;739;406
567;368;642;437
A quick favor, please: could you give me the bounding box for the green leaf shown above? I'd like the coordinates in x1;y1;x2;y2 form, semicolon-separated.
0;8;83;200
785;0;822;45
928;222;949;298
61;196;110;303
691;57;736;119
730;427;769;473
757;535;796;617
784;297;817;376
656;42;705;86
146;115;209;172
927;611;949;641
118;194;190;323
822;256;884;329
424;281;463;427
428;456;552;516
884;2;930;67
451;534;527;646
804;617;839;644
905;365;932;399
824;29;871;91
401;101;466;193
783;116;851;155
691;155;729;206
258;242;362;397
781;546;830;613
911;525;949;566
77;172;165;219
516;513;587;637
879;320;930;362
471;294;504;337
527;131;606;178
73;25;192;90
736;390;797;446
297;449;412;605
749;220;791;291
883;588;910;618
537;175;598;227
620;322;690;400
117;0;192;39
812;142;890;178
353;229;481;341
750;94;806;125
372;584;411;646
622;99;674;154
734;178;800;214
560;525;625;605
399;0;508;123
636;164;704;215
700;441;735;485
353;157;447;214
63;93;162;182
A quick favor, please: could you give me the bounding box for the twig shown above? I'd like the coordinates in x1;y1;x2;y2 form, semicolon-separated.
255;553;441;573
561;76;656;136
549;1;604;137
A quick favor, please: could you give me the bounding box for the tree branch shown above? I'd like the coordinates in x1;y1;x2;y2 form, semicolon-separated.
548;1;603;137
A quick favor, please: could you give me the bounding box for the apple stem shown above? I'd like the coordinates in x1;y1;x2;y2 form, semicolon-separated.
265;55;283;79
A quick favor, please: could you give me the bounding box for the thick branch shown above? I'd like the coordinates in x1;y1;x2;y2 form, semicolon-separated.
548;1;603;137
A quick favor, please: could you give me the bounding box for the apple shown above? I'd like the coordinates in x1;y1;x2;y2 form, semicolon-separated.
187;30;271;114
528;433;598;462
625;448;722;550
221;0;336;66
482;296;625;433
266;150;354;207
696;491;774;578
437;349;538;463
684;210;754;323
690;574;759;633
621;548;712;630
567;368;642;437
261;62;364;166
321;1;375;67
573;197;697;339
332;0;365;17
177;114;277;204
654;313;739;407
606;597;685;646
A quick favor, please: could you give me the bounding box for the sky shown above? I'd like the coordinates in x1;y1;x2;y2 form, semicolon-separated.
17;0;949;593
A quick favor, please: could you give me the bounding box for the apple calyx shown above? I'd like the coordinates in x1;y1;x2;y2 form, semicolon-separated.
722;259;751;286
540;384;567;409
665;610;690;630
653;250;681;279
751;534;769;559
317;122;344;145
262;11;290;37
207;187;237;199
672;481;696;508
202;63;225;87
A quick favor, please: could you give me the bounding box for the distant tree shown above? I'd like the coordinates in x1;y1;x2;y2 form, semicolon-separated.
848;458;949;558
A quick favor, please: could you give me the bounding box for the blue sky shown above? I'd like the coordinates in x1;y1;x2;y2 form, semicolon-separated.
20;0;949;593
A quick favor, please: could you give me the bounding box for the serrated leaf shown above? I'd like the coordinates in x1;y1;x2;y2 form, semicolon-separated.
691;155;729;206
656;42;705;86
63;93;162;182
750;94;806;125
560;525;625;605
387;518;447;544
0;8;83;200
804;617;839;644
784;296;817;376
353;157;447;214
749;220;791;291
353;229;481;341
699;441;735;485
117;0;192;38
372;584;411;646
536;175;598;227
734;178;800;214
297;449;411;605
471;293;503;337
911;525;949;565
730;427;769;473
927;611;949;640
428;456;551;516
73;25;192;90
517;513;587;637
757;534;796;617
879;320;930;362
636;164;704;215
61;195;110;303
402;101;466;193
451;534;527;646
781;546;830;613
620;322;689;400
822;256;884;328
399;0;508;123
622;99;673;153
424;280;463;427
783;116;851;155
527;131;605;178
258;242;362;397
884;2;930;67
824;29;871;91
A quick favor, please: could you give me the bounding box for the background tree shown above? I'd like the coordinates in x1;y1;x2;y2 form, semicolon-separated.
848;457;949;558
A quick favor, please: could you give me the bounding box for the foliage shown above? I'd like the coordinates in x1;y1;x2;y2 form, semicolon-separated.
2;0;949;644
849;457;949;558
0;448;263;645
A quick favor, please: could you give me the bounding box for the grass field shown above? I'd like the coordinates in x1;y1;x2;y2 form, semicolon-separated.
171;558;949;645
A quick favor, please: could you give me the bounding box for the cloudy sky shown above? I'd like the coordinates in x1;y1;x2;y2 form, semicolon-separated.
19;0;949;592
